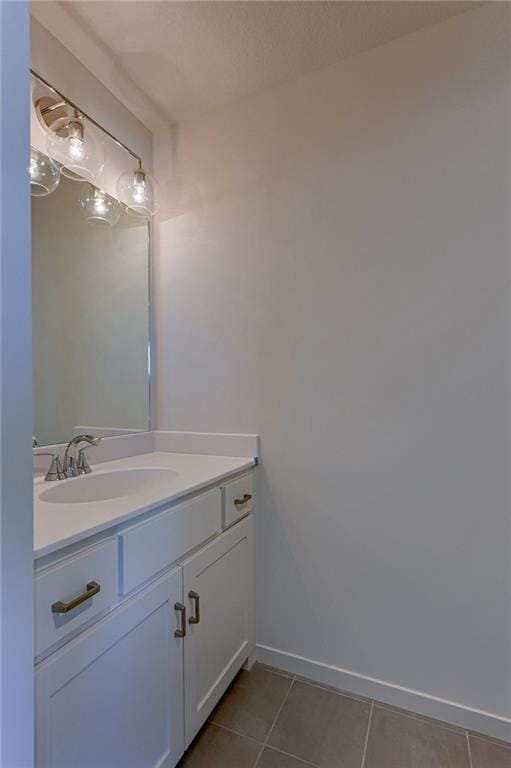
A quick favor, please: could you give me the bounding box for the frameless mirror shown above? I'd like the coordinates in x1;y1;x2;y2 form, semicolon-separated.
31;79;150;447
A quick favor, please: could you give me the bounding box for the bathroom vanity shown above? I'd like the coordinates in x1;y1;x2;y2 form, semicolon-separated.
33;447;256;768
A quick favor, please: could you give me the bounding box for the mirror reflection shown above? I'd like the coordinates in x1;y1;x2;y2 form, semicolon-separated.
32;174;150;446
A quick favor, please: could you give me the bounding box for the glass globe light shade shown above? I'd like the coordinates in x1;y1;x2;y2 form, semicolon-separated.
29;147;60;197
46;114;105;182
116;167;160;218
77;184;122;229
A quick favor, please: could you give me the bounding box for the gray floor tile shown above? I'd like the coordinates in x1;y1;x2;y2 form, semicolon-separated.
256;747;315;768
267;680;371;767
210;663;293;741
470;735;511;768
178;723;261;768
365;706;470;768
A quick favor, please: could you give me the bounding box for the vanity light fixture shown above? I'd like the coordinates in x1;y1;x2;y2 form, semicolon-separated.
33;71;161;218
78;184;122;229
116;165;160;218
45;109;105;183
29;147;60;197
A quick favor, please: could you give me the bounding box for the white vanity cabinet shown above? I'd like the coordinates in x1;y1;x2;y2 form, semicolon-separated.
182;517;254;746
34;471;255;768
36;568;185;768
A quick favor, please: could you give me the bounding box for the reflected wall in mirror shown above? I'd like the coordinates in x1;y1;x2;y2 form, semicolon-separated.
32;174;150;446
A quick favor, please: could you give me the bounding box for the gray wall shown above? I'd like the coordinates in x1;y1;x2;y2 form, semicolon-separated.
156;5;511;731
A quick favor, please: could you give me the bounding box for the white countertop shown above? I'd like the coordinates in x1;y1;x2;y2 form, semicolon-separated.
34;451;254;559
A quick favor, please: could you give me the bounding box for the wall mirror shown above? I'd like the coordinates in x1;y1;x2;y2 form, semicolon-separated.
31;74;151;447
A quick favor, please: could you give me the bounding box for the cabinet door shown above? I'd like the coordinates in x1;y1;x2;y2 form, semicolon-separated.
36;568;185;768
182;516;254;746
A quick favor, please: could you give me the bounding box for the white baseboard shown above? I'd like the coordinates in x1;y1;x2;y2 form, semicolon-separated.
256;644;511;743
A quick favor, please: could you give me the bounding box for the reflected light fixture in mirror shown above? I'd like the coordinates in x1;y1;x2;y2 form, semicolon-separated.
29;147;60;197
117;167;160;218
78;184;122;229
45;109;105;183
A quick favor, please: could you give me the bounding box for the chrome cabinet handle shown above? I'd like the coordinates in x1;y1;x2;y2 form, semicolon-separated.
189;591;200;624
234;493;252;507
51;581;100;614
174;602;186;637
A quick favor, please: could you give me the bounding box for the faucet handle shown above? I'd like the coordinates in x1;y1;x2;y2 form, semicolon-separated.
77;446;95;475
37;453;66;482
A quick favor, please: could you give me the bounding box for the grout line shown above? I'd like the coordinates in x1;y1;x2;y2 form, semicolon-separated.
263;744;318;766
214;720;318;768
466;731;474;768
212;720;318;768
265;677;295;743
208;721;263;745
360;700;375;768
253;677;295;768
251;738;266;764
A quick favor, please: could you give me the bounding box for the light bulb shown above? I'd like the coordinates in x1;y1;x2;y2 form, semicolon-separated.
67;119;85;160
46;113;104;182
93;193;107;216
77;183;121;228
29;147;60;197
133;172;147;205
68;137;84;160
116;167;160;217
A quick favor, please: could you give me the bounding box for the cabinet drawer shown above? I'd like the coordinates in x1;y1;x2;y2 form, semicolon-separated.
118;488;222;595
35;539;117;657
222;473;254;528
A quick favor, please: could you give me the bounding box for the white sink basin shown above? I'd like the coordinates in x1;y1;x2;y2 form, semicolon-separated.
39;468;179;504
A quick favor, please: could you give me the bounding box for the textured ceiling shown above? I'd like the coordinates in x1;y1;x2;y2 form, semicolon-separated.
33;1;482;126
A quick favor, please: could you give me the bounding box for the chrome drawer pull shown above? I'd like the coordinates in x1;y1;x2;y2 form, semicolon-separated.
174;602;187;637
51;581;100;614
233;493;252;508
189;591;200;624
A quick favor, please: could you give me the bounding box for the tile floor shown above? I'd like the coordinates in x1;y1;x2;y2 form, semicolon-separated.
178;663;511;768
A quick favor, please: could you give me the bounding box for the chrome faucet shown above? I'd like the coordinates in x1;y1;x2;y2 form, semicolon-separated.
63;434;101;477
